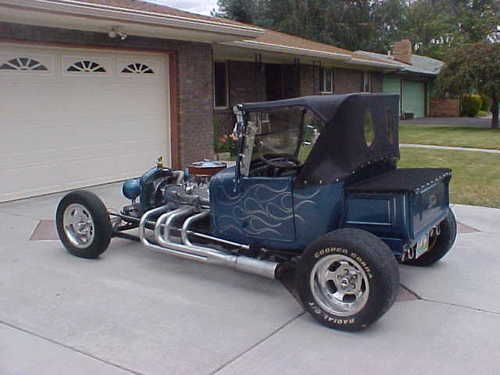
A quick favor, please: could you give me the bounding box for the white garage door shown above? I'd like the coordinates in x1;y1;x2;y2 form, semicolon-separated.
0;44;170;202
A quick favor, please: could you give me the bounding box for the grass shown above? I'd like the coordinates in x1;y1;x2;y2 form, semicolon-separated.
399;148;500;208
399;124;500;150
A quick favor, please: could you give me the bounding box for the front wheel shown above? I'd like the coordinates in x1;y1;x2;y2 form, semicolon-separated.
296;228;399;331
56;190;112;259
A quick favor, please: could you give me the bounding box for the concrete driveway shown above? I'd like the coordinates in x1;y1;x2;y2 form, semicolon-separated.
1;184;499;375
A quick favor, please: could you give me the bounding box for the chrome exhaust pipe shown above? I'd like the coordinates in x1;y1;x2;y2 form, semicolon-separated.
139;207;278;279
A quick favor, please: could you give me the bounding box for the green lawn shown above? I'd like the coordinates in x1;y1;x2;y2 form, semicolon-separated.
399;148;500;208
399;124;500;150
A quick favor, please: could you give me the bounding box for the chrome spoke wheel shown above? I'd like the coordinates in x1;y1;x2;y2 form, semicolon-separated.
62;203;95;249
310;254;369;317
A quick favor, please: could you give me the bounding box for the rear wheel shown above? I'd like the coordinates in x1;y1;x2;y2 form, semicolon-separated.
56;190;112;259
403;208;457;266
296;228;399;331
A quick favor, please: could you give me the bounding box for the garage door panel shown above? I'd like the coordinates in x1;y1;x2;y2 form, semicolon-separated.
1;137;167;170
0;44;170;202
1;142;166;200
402;80;425;118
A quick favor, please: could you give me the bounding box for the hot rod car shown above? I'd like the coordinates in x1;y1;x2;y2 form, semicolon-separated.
56;93;456;331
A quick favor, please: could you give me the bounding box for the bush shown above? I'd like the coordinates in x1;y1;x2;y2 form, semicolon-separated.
480;95;491;112
214;121;237;156
461;94;482;117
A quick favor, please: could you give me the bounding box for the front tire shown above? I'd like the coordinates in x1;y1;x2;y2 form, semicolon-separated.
56;190;112;259
296;228;399;331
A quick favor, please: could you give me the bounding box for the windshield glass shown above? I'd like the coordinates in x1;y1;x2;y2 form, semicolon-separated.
240;106;325;176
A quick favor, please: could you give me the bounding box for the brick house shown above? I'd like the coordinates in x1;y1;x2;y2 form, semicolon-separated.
212;29;402;134
0;0;400;202
356;40;445;118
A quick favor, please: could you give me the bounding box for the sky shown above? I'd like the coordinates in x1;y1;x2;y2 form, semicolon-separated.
145;0;218;15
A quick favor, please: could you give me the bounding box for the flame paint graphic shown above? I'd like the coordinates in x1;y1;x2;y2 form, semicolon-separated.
215;182;321;238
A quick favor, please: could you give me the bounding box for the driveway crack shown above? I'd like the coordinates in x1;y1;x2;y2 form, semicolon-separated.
209;311;305;375
0;319;145;375
418;298;500;316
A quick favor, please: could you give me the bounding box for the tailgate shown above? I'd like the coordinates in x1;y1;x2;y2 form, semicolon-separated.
411;177;450;239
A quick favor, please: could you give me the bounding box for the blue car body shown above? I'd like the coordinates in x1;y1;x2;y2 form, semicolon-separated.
134;93;451;258
209;166;450;256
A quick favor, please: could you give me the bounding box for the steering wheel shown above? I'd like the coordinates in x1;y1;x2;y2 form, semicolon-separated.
259;153;300;176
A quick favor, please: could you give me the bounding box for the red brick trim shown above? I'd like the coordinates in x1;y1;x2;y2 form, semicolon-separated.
168;52;181;169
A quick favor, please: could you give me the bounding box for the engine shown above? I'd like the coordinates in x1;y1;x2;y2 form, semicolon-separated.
121;158;226;217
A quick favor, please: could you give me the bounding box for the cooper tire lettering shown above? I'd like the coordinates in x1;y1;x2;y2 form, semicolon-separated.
296;229;399;331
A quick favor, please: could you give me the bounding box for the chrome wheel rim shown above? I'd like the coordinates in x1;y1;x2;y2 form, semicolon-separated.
63;203;95;249
310;254;370;317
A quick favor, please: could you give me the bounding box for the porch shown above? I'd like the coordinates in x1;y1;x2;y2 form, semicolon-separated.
212;44;385;137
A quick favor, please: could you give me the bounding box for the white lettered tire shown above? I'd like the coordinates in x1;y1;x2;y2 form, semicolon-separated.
296;228;399;331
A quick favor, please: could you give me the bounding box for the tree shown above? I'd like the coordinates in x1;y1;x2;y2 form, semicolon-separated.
436;42;500;128
215;0;499;59
399;0;455;59
213;0;258;23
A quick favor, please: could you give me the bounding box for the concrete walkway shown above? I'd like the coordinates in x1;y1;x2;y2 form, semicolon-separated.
401;116;492;128
0;184;499;375
401;143;500;153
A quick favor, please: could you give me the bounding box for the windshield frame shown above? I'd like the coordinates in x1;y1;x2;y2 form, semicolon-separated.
238;106;323;177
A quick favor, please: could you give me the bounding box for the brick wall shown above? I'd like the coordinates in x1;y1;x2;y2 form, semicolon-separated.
335;68;363;93
215;64;370;136
430;98;460;117
215;60;267;135
371;72;384;92
300;65;316;96
0;22;214;167
176;43;214;165
229;61;266;104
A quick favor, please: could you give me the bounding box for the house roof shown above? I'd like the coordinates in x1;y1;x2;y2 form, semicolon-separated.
354;50;444;76
67;0;399;69
73;0;256;29
255;29;353;57
224;29;401;69
0;0;263;39
1;0;403;70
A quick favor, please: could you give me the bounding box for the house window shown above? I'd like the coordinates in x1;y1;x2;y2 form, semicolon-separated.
214;61;228;108
122;63;154;74
362;72;372;92
67;60;106;73
319;67;334;94
0;57;48;71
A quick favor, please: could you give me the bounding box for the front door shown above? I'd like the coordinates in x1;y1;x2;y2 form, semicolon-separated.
209;174;296;245
236;176;296;242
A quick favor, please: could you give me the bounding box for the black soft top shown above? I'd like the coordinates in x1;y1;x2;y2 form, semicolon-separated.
241;93;401;185
241;94;353;124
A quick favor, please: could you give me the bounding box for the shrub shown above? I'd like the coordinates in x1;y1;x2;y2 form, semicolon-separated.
480;95;491;112
214;121;237;156
461;94;482;117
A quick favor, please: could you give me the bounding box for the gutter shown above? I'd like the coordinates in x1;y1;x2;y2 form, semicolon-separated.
0;0;264;38
222;40;406;70
222;40;352;61
349;57;402;70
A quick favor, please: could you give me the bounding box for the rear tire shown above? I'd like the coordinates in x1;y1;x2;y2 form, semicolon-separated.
403;208;457;267
296;228;399;331
56;190;112;259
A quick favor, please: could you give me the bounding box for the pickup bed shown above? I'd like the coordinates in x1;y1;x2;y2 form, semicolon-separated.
344;168;452;255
